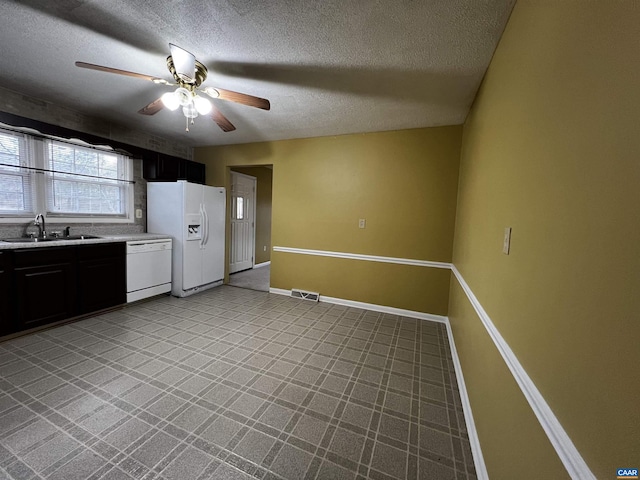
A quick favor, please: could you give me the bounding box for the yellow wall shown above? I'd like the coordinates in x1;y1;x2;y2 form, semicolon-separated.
448;279;569;479
196;126;461;315
231;166;273;265
451;1;640;477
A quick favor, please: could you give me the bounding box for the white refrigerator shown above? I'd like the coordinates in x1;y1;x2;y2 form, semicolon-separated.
147;181;225;297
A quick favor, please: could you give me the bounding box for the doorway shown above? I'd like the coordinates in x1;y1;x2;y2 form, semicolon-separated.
228;166;273;292
229;171;256;274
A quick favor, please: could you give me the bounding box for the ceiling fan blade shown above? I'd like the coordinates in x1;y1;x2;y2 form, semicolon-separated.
75;61;168;83
210;105;236;132
169;44;196;83
204;87;270;111
137;98;164;115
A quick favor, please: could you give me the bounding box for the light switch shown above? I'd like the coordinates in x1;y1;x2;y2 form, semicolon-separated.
359;219;366;229
135;208;143;219
503;227;512;255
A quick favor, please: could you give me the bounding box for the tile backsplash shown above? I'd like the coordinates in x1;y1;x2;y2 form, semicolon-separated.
0;222;144;239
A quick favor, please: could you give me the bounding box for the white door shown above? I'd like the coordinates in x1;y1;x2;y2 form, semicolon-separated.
230;171;256;273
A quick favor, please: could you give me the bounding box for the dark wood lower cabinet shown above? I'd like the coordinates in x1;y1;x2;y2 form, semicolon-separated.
0;251;12;334
5;242;127;335
77;243;126;314
14;247;76;330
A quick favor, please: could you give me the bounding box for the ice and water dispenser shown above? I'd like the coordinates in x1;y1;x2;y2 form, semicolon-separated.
185;213;202;241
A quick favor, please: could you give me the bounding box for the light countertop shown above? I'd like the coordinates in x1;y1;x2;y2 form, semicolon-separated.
0;233;172;250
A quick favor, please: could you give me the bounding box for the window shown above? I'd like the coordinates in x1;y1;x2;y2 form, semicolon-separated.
236;196;244;220
47;142;128;216
0;128;133;223
0;130;34;214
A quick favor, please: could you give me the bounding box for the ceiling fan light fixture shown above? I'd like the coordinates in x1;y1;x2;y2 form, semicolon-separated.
203;87;220;99
175;87;192;107
193;95;212;115
161;91;180;111
182;103;198;119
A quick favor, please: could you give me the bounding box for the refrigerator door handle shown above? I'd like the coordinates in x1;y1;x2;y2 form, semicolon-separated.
198;204;205;248
202;204;210;246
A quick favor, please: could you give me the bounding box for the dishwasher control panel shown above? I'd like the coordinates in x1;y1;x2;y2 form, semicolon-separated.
126;239;172;254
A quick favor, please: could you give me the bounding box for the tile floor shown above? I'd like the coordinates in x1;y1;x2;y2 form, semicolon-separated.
0;286;476;480
228;266;270;292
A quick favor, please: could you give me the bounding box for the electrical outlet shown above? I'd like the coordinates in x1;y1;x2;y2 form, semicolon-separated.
263;246;267;252
358;219;366;229
503;227;512;255
135;208;143;219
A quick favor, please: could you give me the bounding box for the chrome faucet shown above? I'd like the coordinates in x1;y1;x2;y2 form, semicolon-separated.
34;213;46;238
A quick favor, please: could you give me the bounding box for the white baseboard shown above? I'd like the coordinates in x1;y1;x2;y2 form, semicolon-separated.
254;261;271;269
320;294;449;323
269;287;290;297
445;321;489;479
450;266;595;480
269;287;447;323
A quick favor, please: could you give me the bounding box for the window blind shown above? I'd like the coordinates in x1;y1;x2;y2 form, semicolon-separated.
0;130;35;214
46;141;128;216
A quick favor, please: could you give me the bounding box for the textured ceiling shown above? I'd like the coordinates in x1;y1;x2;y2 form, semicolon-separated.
0;0;515;147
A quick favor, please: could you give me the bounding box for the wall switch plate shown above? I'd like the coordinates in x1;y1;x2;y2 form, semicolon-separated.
503;227;512;255
135;208;143;219
359;219;366;229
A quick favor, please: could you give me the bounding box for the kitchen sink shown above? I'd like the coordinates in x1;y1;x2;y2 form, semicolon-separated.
58;235;102;240
1;235;102;243
1;237;57;243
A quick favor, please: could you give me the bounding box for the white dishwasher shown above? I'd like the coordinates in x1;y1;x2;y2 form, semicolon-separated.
126;239;172;303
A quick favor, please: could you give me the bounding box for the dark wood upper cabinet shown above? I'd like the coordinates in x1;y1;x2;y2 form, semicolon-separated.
143;153;205;184
180;159;206;184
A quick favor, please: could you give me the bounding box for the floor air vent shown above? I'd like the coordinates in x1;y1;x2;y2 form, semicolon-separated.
291;289;320;302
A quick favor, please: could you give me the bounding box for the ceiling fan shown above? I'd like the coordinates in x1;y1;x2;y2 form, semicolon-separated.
75;44;270;133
